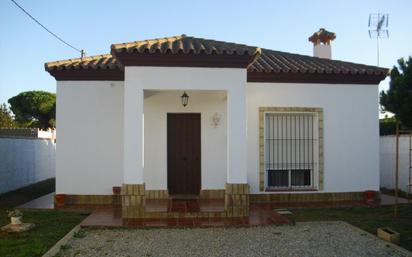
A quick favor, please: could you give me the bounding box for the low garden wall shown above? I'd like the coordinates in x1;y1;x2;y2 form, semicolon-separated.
380;135;411;193
0;137;56;194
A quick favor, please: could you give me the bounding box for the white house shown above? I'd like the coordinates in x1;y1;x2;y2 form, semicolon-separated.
46;30;387;218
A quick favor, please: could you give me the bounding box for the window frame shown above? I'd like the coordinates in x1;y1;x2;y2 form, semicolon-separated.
259;107;324;192
267;169;312;190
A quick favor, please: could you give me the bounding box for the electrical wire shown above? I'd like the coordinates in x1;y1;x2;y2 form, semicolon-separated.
10;0;83;54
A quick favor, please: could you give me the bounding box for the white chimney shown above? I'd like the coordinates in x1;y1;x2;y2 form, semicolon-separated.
308;28;336;59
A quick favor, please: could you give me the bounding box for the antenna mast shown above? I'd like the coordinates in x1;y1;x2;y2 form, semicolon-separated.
368;13;389;67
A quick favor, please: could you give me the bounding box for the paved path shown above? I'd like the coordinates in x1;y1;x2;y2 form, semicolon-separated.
18;192;54;209
57;222;410;257
380;194;410;205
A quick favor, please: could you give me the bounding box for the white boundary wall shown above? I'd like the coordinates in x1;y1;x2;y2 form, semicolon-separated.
380;135;411;193
0;138;56;193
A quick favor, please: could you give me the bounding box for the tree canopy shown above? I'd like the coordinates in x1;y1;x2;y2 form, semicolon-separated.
380;56;412;128
8;91;56;129
0;103;15;128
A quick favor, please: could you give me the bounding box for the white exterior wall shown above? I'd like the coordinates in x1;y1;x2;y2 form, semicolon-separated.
0;138;55;193
247;83;380;194
144;91;227;190
55;70;381;196
56;81;124;195
380;135;411;193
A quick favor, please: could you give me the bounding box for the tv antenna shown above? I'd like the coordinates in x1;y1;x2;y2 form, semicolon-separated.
368;13;389;67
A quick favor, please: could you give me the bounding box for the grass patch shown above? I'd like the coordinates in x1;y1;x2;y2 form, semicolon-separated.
0;179;88;257
293;205;412;251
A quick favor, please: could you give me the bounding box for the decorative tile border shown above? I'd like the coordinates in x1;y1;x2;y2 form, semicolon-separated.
250;192;364;203
258;107;324;191
145;190;169;199
58;195;120;205
200;189;225;199
143;212;227;219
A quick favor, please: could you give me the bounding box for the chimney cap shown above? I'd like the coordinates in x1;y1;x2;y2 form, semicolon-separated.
309;28;336;45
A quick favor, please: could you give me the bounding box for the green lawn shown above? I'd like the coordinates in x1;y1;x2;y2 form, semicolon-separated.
0;179;88;257
293;205;412;251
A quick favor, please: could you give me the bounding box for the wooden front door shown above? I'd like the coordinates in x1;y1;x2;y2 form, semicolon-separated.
167;113;201;195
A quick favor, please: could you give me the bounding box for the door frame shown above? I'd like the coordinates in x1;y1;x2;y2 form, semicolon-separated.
166;112;202;195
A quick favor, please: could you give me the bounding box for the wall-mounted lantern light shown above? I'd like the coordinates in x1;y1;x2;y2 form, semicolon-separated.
181;91;189;107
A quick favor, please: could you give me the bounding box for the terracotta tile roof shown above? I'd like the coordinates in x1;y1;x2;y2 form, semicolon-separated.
111;34;257;56
45;35;388;83
45;54;120;71
248;48;388;76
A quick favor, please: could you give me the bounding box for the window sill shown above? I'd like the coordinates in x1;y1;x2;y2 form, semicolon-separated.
265;187;318;192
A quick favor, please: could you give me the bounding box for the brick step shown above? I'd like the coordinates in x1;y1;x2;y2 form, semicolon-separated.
144;199;225;214
142;211;227;219
145;207;225;213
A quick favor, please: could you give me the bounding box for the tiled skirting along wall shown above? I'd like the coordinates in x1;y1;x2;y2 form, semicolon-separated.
250;191;365;203
225;183;249;217
145;190;169;199
121;184;145;218
200;189;225;199
56;189;226;207
56;195;121;205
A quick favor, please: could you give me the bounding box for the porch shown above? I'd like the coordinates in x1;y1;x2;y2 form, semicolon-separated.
122;67;250;219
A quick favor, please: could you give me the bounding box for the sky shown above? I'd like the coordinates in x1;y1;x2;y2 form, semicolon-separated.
0;0;411;108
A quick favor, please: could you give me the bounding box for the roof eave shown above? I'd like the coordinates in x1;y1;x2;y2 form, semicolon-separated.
111;50;256;68
46;68;124;81
247;71;388;84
